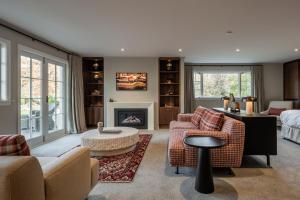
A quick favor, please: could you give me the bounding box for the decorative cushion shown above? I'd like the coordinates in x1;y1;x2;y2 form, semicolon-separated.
0;135;30;156
199;109;224;131
269;107;286;116
169;121;198;130
191;106;207;127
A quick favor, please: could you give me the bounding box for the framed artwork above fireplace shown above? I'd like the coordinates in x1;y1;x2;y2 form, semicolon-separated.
116;72;147;90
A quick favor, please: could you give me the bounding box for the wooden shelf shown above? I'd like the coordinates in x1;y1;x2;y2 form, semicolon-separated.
83;57;104;127
160;71;179;73
159;57;181;127
160;83;180;85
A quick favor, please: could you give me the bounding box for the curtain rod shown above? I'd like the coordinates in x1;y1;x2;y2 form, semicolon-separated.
0;22;77;56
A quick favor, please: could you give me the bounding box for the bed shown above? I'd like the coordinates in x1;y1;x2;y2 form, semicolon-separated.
280;110;300;144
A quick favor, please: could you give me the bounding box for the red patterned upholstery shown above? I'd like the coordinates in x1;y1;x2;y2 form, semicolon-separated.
199;109;224;131
170;120;198;130
191;106;207;127
168;112;245;168
0;134;30;156
177;113;194;122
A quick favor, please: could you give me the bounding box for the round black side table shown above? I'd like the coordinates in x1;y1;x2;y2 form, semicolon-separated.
183;136;227;194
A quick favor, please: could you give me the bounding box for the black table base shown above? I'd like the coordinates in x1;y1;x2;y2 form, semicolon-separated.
195;148;214;193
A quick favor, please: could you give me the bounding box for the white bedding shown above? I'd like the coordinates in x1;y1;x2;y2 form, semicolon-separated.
280;110;300;129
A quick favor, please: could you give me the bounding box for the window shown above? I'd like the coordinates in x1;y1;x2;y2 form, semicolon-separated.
193;70;252;98
0;37;10;104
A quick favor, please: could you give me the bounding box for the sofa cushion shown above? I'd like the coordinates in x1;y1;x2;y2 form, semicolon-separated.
0;135;30;156
199;109;224;131
191;106;207;127
36;157;57;167
170;120;198;130
269;107;286;116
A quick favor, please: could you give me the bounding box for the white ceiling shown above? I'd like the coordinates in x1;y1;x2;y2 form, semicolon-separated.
1;0;300;63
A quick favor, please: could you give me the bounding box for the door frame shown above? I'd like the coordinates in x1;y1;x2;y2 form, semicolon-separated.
17;45;68;147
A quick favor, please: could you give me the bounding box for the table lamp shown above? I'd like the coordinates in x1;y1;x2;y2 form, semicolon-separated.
242;96;257;114
221;96;230;110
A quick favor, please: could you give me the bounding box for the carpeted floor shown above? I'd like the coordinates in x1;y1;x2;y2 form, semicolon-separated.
88;130;300;200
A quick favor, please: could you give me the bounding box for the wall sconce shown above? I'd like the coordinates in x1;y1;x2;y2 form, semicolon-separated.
221;96;230;110
242;96;257;114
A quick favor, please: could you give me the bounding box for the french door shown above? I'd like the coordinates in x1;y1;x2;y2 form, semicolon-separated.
19;50;66;146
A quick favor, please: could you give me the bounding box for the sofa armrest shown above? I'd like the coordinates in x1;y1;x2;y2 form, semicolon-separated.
0;156;45;200
42;147;91;200
184;130;229;141
178;113;193;122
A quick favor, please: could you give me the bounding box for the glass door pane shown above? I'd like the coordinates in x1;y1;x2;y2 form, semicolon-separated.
47;61;65;134
20;54;43;140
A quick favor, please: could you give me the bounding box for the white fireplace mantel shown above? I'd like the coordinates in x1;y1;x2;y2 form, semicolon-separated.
107;102;154;130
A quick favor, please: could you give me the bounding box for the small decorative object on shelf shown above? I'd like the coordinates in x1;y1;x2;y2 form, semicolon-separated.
221;96;230;110
92;59;100;69
166;79;172;84
242;96;257;114
166;58;172;71
97;122;103;133
109;98;114;102
167;86;175;95
91;89;101;96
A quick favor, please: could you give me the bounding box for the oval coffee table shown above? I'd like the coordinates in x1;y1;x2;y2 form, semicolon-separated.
81;127;139;156
184;136;227;194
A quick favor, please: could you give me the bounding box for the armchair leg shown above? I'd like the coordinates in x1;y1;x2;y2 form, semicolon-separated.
175;166;179;174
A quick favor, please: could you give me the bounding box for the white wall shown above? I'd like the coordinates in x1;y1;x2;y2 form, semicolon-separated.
0;26;68;134
103;57;159;129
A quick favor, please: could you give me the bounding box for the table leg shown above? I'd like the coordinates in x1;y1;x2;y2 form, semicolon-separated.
195;148;214;194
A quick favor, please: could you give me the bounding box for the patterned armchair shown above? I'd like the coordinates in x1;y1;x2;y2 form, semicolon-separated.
168;109;245;172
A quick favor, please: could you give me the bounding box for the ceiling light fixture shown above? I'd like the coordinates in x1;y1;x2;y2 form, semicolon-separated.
178;48;183;52
121;48;125;52
235;48;240;52
294;48;299;52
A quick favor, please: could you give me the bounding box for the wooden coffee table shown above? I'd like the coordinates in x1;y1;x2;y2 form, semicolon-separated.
184;136;227;194
81;127;139;156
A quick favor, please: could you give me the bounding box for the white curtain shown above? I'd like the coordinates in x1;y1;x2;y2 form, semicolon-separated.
66;55;87;133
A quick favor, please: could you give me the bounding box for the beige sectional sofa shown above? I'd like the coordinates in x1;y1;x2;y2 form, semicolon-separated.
0;147;99;200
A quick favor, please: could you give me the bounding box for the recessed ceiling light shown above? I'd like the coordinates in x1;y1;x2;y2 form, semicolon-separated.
178;48;183;52
121;48;125;52
294;48;299;52
235;48;240;52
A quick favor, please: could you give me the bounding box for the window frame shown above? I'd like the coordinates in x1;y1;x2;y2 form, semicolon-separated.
193;70;253;100
0;37;11;105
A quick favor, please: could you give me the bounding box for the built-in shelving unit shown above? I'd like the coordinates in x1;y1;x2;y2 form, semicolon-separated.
159;57;181;127
82;57;104;127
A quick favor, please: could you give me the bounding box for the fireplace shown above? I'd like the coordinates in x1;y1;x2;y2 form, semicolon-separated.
114;108;148;129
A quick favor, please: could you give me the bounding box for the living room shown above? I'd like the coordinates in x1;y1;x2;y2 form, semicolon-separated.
0;1;300;200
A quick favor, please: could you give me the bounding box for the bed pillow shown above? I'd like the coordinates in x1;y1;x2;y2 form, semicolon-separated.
199;109;224;131
269;107;286;116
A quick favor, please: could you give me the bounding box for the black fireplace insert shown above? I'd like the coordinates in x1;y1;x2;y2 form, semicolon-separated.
114;108;148;129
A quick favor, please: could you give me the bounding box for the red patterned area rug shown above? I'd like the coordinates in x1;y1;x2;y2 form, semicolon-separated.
96;134;152;183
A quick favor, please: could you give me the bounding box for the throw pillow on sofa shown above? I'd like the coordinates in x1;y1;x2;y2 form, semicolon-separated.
191;106;207;127
268;107;286;116
199;109;224;131
0;134;30;156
